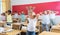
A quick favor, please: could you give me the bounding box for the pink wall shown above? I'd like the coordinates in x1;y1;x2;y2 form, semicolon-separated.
12;1;60;15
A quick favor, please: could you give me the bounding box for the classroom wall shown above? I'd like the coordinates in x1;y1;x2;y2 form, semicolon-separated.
11;0;60;5
11;0;60;24
0;0;2;14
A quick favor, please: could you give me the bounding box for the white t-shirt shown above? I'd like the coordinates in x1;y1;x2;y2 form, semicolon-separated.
49;13;56;19
42;15;50;24
13;13;19;18
38;15;42;20
27;18;37;31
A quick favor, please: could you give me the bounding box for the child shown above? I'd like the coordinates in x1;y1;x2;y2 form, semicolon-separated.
42;11;50;31
26;6;35;15
1;13;6;21
49;10;58;25
6;10;12;26
13;11;19;19
20;11;26;22
26;12;38;35
38;12;43;21
12;11;19;23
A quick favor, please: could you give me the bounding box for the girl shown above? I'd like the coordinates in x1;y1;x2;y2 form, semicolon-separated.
26;12;38;35
6;10;12;26
1;13;6;21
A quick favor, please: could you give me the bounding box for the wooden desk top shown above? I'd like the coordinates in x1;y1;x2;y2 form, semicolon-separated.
13;23;21;25
6;30;21;35
4;27;21;35
51;25;60;33
51;25;60;29
23;23;28;26
21;29;39;32
39;31;60;35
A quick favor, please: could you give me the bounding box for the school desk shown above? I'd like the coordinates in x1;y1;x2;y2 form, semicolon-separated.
0;21;6;27
6;30;21;35
39;31;60;35
12;23;21;30
51;25;60;33
4;27;21;35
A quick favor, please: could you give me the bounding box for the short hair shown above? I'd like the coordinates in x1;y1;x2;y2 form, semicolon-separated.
8;10;11;14
1;13;5;16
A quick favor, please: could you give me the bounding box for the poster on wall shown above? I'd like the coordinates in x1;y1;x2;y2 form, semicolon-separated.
12;1;60;15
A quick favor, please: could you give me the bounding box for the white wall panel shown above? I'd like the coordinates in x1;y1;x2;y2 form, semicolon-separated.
11;0;60;5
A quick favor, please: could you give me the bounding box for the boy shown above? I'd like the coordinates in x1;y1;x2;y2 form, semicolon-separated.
12;11;19;23
6;10;12;26
42;11;50;31
49;10;57;25
20;11;26;22
13;11;19;19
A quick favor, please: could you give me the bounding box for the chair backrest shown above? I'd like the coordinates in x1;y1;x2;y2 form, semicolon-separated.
0;22;5;27
12;23;21;30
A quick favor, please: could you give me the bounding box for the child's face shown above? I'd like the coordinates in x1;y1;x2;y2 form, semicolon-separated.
51;11;55;14
48;11;51;14
40;12;42;15
44;11;47;15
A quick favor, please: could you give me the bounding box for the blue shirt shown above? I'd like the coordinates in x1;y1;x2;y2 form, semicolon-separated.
20;14;26;22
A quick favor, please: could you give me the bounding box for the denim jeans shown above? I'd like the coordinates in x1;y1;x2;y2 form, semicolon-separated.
7;22;12;26
42;24;50;31
26;31;35;35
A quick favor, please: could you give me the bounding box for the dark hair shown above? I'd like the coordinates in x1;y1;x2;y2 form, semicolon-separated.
1;13;5;16
8;10;11;14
